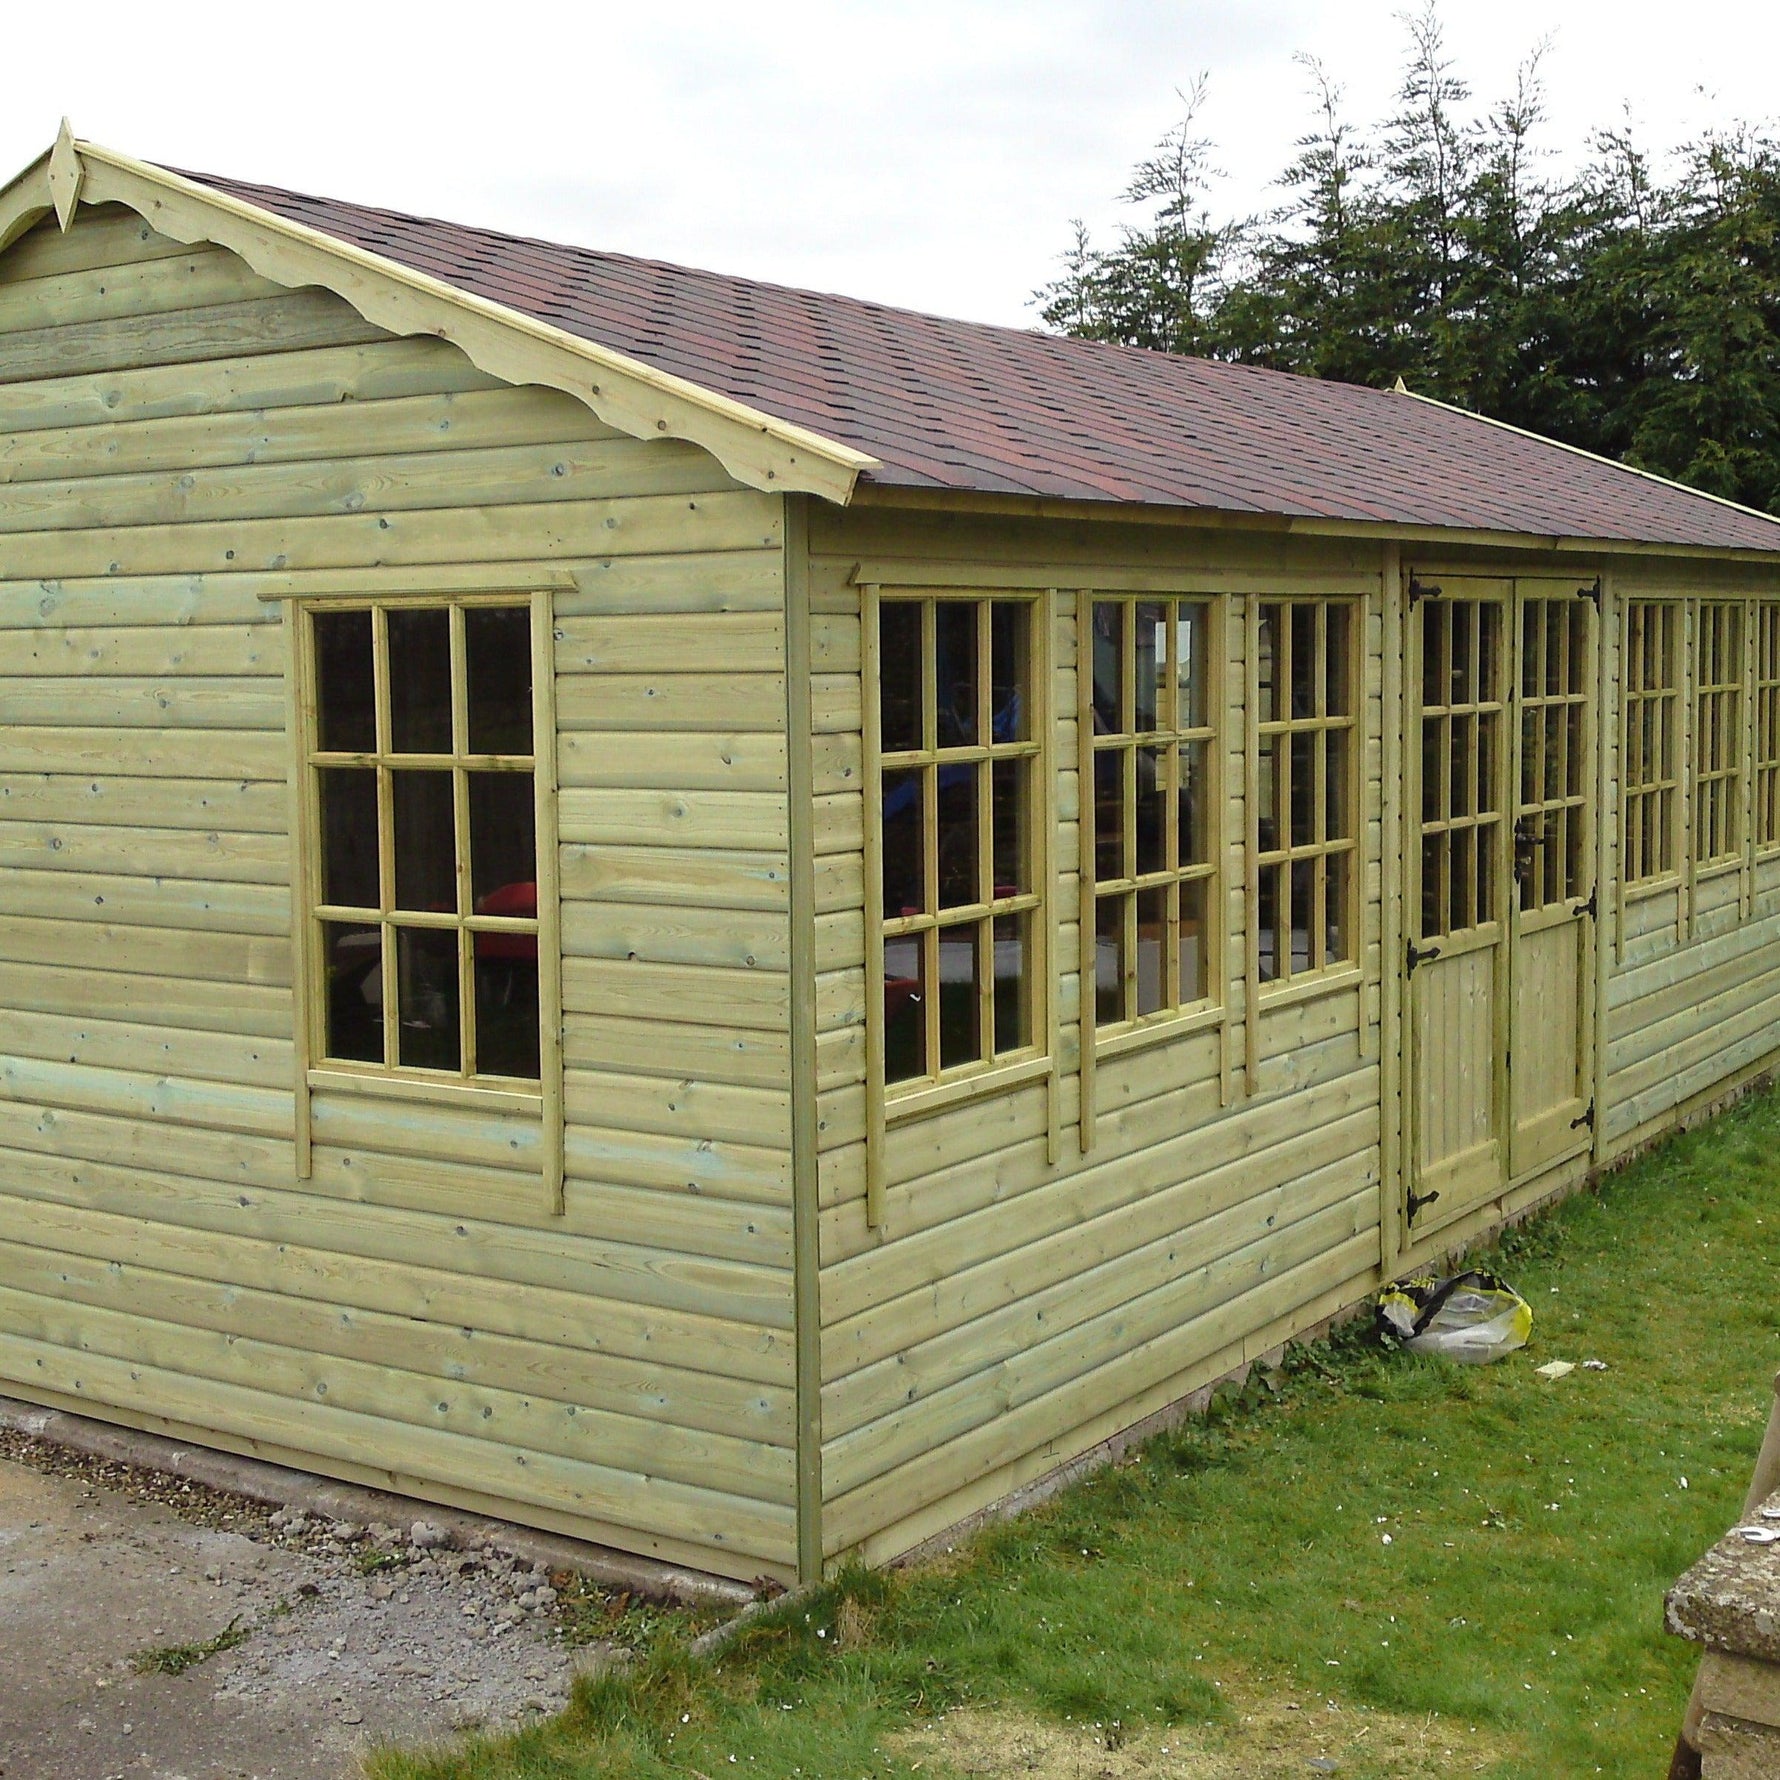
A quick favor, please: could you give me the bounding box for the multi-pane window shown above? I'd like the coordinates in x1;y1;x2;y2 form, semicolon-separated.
1622;602;1680;884
1417;596;1504;938
1255;600;1357;982
1516;596;1591;908
1088;599;1217;1026
1757;604;1780;850
306;600;542;1082
878;596;1041;1086
1694;602;1744;867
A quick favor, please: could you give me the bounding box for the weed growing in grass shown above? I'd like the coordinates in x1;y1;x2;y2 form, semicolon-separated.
365;1087;1780;1780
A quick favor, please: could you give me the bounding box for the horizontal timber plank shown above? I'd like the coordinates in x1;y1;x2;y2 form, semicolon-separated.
564;1122;790;1209
0;1051;290;1140
0;385;619;483
0;337;499;436
0;912;288;986
559;844;789;912
0;864;287;936
558;787;789;851
0;1230;789;1447
0;208;190;284
0;292;388;386
0;956;290;1038
561;899;789;972
563;956;788;1031
563;1012;791;1090
555;613;785;676
0;677;282;732
0;1328;794;1563
2;623;277;676
0;817;286;885
0;773;287;833
551;549;782;618
557;729;787;793
555;672;786;734
0;248;290;338
0;1003;290;1089
565;1065;791;1153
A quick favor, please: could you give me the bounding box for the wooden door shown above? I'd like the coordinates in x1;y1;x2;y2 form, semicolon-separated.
1404;581;1511;1238
1507;583;1597;1174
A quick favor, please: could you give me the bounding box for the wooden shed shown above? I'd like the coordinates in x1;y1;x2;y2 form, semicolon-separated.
3;127;1780;1587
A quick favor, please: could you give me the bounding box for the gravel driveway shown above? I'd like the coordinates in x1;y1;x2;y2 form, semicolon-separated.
0;1434;607;1780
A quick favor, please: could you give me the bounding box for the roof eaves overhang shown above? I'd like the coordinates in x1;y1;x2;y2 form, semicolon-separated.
846;482;1780;567
6;127;877;506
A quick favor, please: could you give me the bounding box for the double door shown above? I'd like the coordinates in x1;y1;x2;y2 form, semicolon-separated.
1403;575;1597;1243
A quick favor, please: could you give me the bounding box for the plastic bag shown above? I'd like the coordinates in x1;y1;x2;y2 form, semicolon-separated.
1376;1269;1533;1364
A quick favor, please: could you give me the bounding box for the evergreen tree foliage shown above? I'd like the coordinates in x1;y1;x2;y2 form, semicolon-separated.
1037;5;1780;513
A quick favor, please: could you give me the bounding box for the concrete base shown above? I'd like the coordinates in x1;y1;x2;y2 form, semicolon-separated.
1700;1709;1780;1779
0;1393;753;1608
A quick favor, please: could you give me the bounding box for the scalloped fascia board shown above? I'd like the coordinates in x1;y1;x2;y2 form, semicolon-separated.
0;156;53;258
23;136;875;505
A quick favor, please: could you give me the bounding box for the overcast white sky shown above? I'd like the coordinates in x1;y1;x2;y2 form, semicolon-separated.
2;1;1774;328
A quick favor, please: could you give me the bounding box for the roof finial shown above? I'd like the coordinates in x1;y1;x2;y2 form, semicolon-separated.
48;118;84;231
1392;375;1409;395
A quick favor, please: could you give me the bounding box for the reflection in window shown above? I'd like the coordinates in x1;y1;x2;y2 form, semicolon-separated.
309;600;540;1081
1256;600;1357;984
1088;599;1218;1027
877;596;1042;1087
1694;602;1744;867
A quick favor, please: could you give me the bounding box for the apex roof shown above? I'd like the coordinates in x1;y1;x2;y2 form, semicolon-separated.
9;133;1780;554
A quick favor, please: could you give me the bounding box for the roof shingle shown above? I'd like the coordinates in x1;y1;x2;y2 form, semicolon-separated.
176;168;1780;553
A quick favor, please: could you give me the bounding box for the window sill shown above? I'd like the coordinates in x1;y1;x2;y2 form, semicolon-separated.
1094;1000;1225;1061
307;1065;543;1116
1696;858;1744;883
884;1053;1050;1125
1256;964;1363;1013
1624;874;1684;903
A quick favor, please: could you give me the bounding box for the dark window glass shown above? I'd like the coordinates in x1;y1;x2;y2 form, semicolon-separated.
1290;857;1314;972
1135;747;1165;875
881;768;925;918
880;603;924;752
992;912;1027;1054
1133;601;1166;732
1422;602;1446;710
475;945;540;1079
1290;730;1316;847
991;758;1027;896
883;935;926;1083
1136;885;1167;1016
314;610;375;753
396;927;460;1070
1290;604;1316;719
392;770;457;912
1178;740;1208;866
1092;602;1123;733
1176;604;1207;729
1095;894;1125;1024
388;608;452;753
1326;730;1350;841
1325;602;1351;716
323;922;382;1062
469;773;536;907
1180;876;1208;1002
937;924;982;1069
465;607;533;755
1258;605;1280;723
1327;851;1351;963
990;603;1029;744
319;768;378;909
935;763;979;908
1095;748;1125;881
1257;864;1281;982
934;602;979;746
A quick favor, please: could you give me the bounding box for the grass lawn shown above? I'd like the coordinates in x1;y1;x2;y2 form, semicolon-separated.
368;1086;1780;1779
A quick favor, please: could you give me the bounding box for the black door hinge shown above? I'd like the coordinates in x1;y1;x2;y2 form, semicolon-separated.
1578;576;1602;608
1577;884;1597;920
1406;936;1442;975
1570;1099;1596;1132
1407;1185;1442;1222
1408;576;1441;608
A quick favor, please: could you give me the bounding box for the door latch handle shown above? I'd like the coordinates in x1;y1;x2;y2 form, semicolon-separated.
1406;937;1442;975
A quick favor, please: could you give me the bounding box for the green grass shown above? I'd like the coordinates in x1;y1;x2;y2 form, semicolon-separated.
366;1085;1780;1779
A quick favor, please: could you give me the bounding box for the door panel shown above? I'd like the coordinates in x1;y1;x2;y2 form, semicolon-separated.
1509;586;1595;1174
1405;583;1510;1240
1402;574;1597;1242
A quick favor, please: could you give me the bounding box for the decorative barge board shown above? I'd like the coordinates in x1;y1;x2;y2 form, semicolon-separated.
1;129;1779;1583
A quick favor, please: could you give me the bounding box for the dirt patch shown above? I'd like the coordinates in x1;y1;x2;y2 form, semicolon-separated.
0;1432;628;1780
890;1691;1515;1778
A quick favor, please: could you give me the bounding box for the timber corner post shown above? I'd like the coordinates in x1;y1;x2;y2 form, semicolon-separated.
785;493;825;1583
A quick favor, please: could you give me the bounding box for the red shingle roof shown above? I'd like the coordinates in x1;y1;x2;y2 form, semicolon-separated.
177;168;1780;552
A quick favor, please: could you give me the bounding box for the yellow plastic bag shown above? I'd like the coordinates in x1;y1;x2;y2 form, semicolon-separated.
1376;1269;1533;1365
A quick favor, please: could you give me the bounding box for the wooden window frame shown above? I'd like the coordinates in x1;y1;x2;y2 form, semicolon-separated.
1248;596;1362;997
861;583;1055;1227
282;582;564;1212
1691;599;1746;874
1621;600;1683;893
1755;601;1780;856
